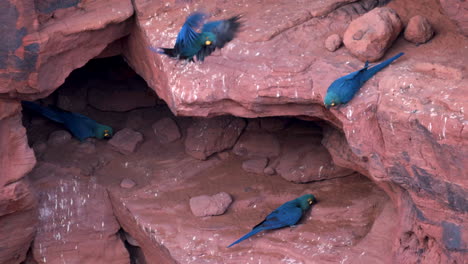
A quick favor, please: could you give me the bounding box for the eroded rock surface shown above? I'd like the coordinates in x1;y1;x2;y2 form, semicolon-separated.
28;163;129;264
185;116;246;160
0;0;467;263
0;100;37;264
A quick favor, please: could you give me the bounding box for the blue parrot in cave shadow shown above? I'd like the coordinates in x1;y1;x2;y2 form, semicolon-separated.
150;12;242;62
324;52;404;108
22;101;113;142
227;194;316;248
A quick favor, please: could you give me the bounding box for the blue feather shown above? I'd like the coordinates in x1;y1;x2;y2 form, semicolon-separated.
227;194;315;248
22;101;112;141
324;53;404;108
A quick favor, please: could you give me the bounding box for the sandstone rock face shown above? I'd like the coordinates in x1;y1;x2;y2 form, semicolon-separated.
0;0;134;98
28;163;129;264
189;192;233;217
344;7;403;61
0;100;37;264
185;116;246;160
404;15;434;44
439;0;468;36
241;158;269;174
0;0;467;263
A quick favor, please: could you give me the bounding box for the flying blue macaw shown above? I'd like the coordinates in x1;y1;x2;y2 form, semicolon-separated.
324;52;404;108
22;101;113;142
227;194;316;248
151;12;242;62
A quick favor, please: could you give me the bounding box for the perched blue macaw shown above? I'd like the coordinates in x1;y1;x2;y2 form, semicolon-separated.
22;101;113;142
324;52;404;108
227;194;316;248
151;12;242;62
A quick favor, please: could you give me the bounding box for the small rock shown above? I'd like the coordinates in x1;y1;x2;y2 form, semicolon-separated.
152;118;181;144
343;7;403;61
108;128;143;155
233;132;280;158
242;158;269;174
217;151;230;160
185;117;246;160
48;130;72;146
77;141;96;154
404;15;434;44
264;166;276;175
325;34;342;52
32;142;47;156
189;192;232;217
120;178;136;189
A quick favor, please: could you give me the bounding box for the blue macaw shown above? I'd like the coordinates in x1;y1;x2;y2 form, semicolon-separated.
227;194;316;248
151;12;242;62
324;52;404;108
22;101;113;142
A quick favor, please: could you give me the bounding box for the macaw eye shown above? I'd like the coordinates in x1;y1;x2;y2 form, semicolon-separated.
205;40;212;45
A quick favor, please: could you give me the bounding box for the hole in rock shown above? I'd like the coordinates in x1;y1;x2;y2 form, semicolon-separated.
21;56;398;263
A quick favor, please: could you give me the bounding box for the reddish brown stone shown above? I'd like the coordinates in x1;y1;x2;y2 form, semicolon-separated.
47;130;72;146
325;34;342;52
343;7;403;61
189;192;232;217
28;164;129;264
404;15;434;44
276;135;354;183
0;101;37;264
152;118;181;144
241;158;269;174
233;132;280;158
108;128;144;155
185;117;246;160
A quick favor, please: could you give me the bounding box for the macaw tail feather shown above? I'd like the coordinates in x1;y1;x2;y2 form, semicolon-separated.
227;228;264;248
362;52;404;82
149;47;179;58
21;101;64;124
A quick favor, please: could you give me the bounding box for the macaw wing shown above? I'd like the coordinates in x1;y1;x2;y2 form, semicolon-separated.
196;15;241;61
252;206;302;230
202;15;242;49
175;12;207;51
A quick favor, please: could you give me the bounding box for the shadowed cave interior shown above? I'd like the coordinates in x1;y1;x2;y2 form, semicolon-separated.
20;56;397;264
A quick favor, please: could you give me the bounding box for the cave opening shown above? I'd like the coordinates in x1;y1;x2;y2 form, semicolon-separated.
20;55;397;263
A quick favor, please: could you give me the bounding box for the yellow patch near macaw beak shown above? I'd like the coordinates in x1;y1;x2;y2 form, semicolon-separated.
104;130;110;137
205;40;212;45
331;102;335;107
308;198;314;205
